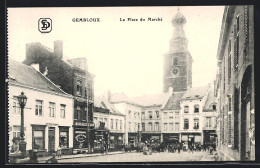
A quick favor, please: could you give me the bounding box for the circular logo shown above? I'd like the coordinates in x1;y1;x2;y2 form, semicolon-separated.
171;68;179;76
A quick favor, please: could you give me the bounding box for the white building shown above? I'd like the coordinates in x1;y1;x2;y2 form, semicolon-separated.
8;60;74;156
179;86;210;145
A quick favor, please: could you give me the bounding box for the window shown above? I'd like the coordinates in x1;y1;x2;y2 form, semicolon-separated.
111;119;114;129
194;119;199;129
173;57;178;66
163;123;168;131
175;123;179;131
33;130;44;150
169;112;173;119
12;126;22;138
213;105;216;110
155;122;159;131
13;98;21;114
169;123;173;131
75;106;81;120
141;112;145;119
60;104;66;118
228;114;232;144
128;122;131;131
206;117;211;127
128;110;131;119
76;80;82;96
134;112;137;119
59;130;69;148
228;39;231;83
138;123;140;131
234;15;239;70
184;106;189;113
134;122;137;131
148;123;152;131
223;57;226;92
88;82;93;100
164;112;167;119
148;111;152;119
120;120;122;130
228;97;232;111
142;123;145;131
175;111;179;119
194;104;199;113
49;102;55;117
35;100;43;116
155;111;160;118
115;119;118;130
184;119;189;129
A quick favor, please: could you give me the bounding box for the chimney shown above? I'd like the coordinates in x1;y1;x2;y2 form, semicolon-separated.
54;40;63;59
168;87;173;95
31;64;40;71
107;90;111;102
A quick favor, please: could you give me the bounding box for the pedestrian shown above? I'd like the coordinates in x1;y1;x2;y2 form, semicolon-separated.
46;153;58;164
177;143;180;153
57;146;62;158
28;149;38;163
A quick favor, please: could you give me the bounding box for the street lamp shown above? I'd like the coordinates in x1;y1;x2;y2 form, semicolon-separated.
17;91;27;158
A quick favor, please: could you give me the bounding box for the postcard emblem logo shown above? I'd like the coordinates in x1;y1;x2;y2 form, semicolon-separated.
38;18;52;33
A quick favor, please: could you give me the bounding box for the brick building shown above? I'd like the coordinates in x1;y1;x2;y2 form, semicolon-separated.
216;5;254;161
23;41;95;154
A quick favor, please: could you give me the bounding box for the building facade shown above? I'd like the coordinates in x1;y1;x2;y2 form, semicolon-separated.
24;41;95;153
216;5;254;161
9;60;74;156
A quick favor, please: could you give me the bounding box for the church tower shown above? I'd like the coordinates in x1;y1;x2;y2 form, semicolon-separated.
163;9;193;93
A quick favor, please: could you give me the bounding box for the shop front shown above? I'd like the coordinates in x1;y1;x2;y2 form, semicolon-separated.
73;123;94;154
93;126;109;153
109;133;124;151
163;133;180;145
203;130;217;149
181;133;202;147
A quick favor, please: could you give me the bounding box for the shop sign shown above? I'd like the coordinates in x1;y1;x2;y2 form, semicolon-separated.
75;122;95;127
151;136;159;139
75;134;86;143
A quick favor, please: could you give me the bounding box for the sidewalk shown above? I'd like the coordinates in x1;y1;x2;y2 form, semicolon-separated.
200;152;216;161
38;151;124;163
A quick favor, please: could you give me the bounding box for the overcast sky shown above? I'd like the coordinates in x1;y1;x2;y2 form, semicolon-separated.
8;6;225;97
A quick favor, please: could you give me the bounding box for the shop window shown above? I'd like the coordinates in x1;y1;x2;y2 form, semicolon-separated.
32;130;44;150
184;119;189;129
59;130;69;148
76;80;82;96
184;106;189;113
194;104;199;113
142;123;145;131
60;104;66;118
35;100;43;116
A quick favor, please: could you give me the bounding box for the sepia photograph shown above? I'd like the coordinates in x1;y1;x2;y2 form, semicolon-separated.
7;5;255;164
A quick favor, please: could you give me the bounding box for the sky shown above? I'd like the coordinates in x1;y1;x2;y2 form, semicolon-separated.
8;6;225;97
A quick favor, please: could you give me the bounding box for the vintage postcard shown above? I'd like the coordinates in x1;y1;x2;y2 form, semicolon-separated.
7;6;255;164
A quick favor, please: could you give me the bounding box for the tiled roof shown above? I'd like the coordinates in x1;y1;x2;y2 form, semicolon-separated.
203;86;216;111
163;92;185;110
8;59;69;95
131;93;171;107
182;86;209;100
95;96;124;116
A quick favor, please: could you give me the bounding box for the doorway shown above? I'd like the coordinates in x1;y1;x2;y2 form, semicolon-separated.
48;127;55;154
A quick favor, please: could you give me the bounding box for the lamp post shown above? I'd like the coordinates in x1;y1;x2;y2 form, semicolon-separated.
17;91;27;158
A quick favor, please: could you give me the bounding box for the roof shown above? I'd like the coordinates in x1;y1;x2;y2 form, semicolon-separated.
131;93;171;107
182;86;209;100
109;93;132;103
163;92;185;110
203;86;217;111
8;59;70;96
94;96;124;116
